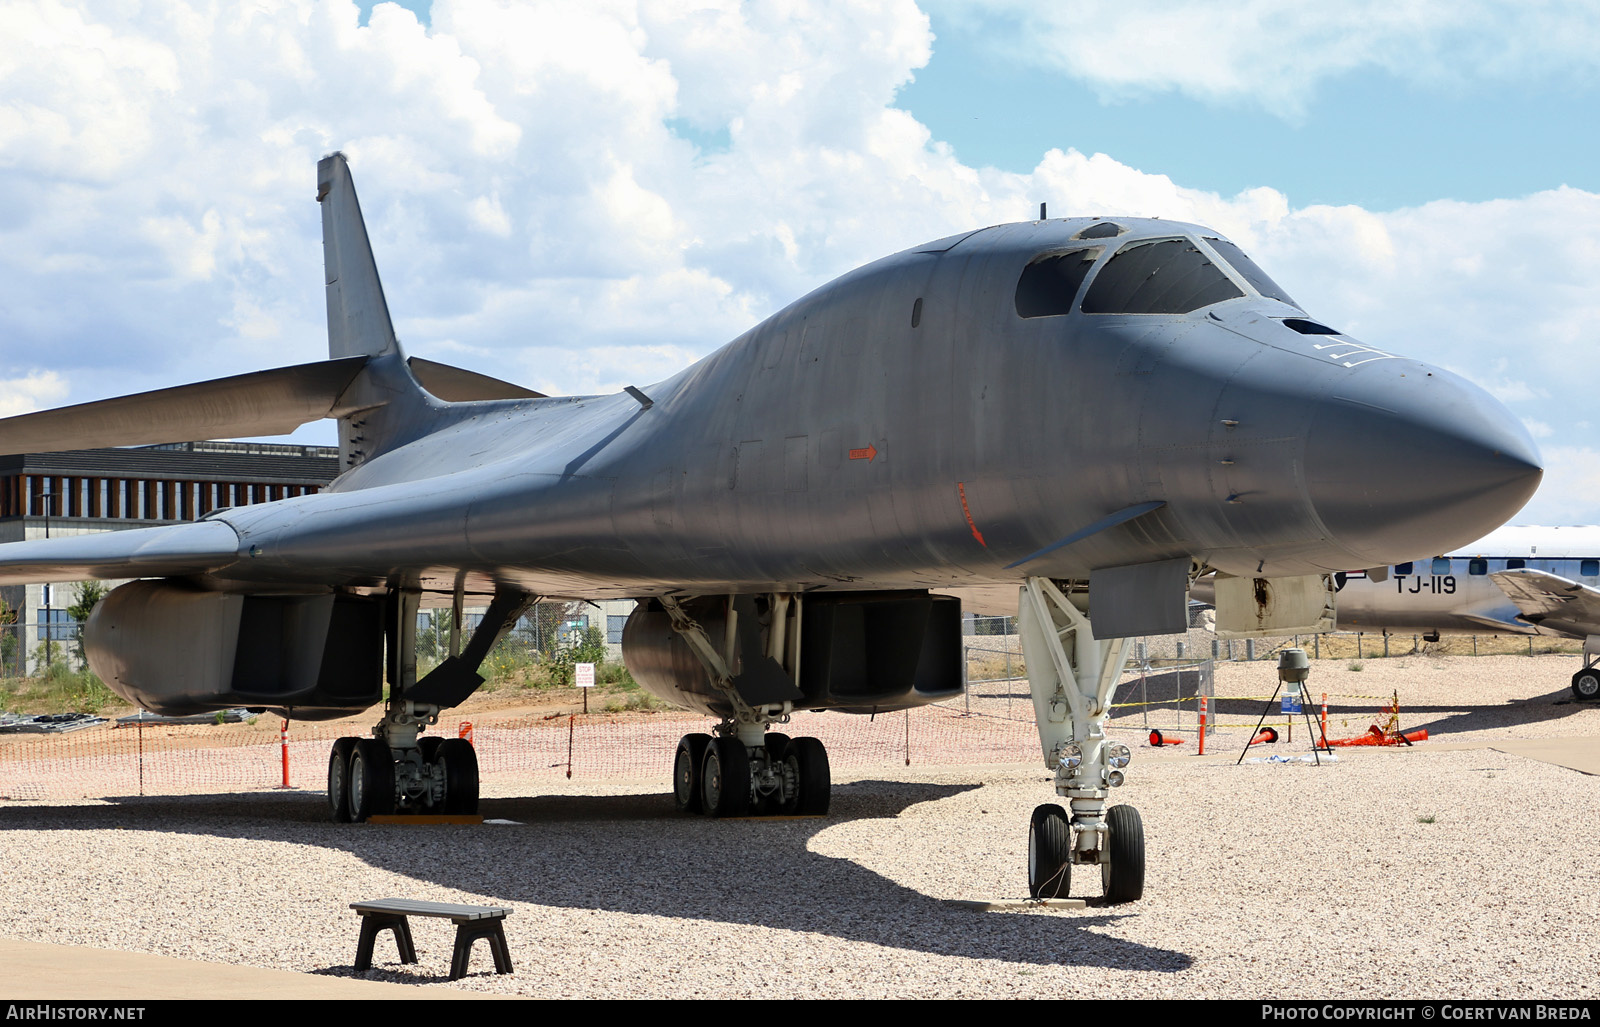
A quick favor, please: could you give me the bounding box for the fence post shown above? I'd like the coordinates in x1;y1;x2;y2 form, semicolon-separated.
280;719;290;789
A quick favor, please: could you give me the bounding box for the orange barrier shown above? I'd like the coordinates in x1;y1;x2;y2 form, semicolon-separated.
1148;729;1186;747
1323;724;1429;747
0;704;1054;800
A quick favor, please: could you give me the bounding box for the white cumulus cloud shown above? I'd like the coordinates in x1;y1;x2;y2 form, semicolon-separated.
0;371;70;418
930;0;1600;117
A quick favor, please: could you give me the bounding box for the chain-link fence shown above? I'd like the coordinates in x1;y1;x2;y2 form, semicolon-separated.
0;619;1508;801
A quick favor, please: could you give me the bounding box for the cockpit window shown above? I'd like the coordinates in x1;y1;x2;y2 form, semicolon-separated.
1204;238;1298;306
1015;247;1101;319
1080;238;1244;315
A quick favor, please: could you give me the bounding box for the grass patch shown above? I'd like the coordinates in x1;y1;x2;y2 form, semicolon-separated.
0;664;123;715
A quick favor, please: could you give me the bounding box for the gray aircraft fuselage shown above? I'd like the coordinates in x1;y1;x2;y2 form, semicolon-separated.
202;218;1539;605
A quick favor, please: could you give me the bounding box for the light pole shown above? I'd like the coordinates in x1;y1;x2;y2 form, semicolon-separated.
31;478;58;671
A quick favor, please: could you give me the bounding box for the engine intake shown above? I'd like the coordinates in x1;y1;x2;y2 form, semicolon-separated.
623;591;962;717
85;579;383;719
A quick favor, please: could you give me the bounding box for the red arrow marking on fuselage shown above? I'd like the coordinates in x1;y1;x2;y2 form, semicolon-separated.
957;481;987;547
849;444;877;461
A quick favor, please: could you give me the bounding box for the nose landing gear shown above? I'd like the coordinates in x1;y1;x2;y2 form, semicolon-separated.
1018;577;1146;903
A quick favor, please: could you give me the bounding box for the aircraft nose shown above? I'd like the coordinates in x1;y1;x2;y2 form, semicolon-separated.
1304;362;1542;566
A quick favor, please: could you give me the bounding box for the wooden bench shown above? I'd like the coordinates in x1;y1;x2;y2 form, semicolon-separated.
350;898;514;981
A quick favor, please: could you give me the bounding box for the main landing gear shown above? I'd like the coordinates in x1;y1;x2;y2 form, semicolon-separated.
657;594;832;818
673;729;831;817
1572;664;1600;701
326;585;533;823
327;730;480;822
1018;576;1146;903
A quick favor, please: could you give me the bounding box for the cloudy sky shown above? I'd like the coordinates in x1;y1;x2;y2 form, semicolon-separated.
2;0;1597;523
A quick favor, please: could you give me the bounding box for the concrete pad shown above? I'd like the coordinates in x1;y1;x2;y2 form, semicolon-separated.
1487;737;1600;776
0;938;494;1000
1420;736;1600;775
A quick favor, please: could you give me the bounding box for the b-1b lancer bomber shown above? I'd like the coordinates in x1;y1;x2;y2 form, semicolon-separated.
0;155;1540;901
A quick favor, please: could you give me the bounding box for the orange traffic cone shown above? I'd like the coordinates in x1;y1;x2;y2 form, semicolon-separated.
1248;727;1279;745
1149;729;1186;747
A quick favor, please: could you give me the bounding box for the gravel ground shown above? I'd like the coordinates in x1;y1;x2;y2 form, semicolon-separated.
1;653;1597;999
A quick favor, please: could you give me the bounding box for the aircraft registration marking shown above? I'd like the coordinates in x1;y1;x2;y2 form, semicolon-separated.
1392;575;1458;595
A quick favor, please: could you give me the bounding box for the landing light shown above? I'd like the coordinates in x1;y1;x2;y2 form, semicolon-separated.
1108;742;1131;769
1058;743;1082;769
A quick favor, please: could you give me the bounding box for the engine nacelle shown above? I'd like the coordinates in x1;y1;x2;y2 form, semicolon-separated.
85;579;383;720
623;591;963;717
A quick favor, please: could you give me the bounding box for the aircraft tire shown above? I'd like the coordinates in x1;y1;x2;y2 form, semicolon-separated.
419;735;443;762
674;733;711;814
764;732;792;757
702;736;751;818
791;737;831;816
1572;669;1600;701
349;738;395;822
1101;804;1146;904
437;738;479;815
328;737;358;823
1027;803;1071;899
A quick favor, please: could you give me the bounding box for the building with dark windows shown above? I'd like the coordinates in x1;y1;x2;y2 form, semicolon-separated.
0;441;340;675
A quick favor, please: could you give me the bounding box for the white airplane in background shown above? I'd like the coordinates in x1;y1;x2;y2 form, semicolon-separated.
1328;525;1600;700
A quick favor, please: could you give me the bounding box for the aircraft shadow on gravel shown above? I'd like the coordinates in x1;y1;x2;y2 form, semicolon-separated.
5;779;1193;973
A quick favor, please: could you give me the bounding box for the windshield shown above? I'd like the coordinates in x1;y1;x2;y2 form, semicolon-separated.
1204;238;1299;307
1080;238;1243;315
1014;247;1101;318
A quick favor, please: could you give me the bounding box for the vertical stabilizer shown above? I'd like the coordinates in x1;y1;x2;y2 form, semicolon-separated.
317;152;398;360
316;153;431;471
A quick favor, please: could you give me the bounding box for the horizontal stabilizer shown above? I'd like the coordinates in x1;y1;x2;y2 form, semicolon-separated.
407;357;545;402
0;520;241;585
0;357;369;456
